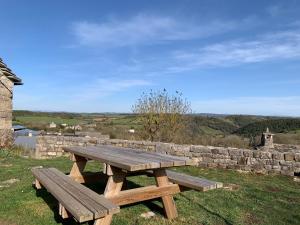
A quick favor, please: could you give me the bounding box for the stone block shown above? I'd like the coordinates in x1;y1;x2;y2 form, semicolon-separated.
284;153;295;161
272;152;284;160
47;152;57;156
295;153;300;162
260;152;272;159
201;157;213;163
238;157;250;165
156;142;173;154
198;162;208;167
264;165;272;170
217;163;227;169
207;163;218;168
228;149;243;156
243;150;253;157
190;145;211;153
280;170;294;176
211;148;228;155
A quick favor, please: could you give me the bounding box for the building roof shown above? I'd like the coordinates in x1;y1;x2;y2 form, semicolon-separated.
0;58;22;85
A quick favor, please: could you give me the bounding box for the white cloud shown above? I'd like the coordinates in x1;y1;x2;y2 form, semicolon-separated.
193;96;300;116
172;29;300;70
71;14;240;47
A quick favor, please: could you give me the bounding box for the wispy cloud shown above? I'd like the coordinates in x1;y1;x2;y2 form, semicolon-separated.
171;29;300;70
71;14;243;47
193;96;300;116
266;5;282;17
72;78;152;100
15;78;152;112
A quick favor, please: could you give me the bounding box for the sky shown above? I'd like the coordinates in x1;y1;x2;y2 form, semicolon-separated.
1;0;300;116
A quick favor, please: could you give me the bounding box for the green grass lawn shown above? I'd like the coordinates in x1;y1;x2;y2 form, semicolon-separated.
0;150;300;225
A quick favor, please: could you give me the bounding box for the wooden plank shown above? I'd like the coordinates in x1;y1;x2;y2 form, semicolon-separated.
103;148;175;168
87;146;160;170
64;147;144;171
64;145;195;171
89;147;161;169
90;146;174;168
48;168;120;215
89;145;192;167
154;169;178;219
107;184;180;206
166;170;223;191
44;169;108;219
32;168;94;222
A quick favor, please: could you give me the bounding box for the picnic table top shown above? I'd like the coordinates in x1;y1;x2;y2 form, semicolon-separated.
63;145;196;172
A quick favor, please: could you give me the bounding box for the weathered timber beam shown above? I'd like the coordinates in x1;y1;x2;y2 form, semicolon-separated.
107;184;180;206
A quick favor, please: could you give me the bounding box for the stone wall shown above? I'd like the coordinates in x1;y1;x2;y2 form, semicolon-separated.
35;135;110;159
35;135;300;176
0;75;13;147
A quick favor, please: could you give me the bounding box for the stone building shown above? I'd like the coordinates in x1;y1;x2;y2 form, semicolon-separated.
0;58;22;147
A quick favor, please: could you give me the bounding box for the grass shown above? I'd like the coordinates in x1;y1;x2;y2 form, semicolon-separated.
15;116;81;126
1;150;300;225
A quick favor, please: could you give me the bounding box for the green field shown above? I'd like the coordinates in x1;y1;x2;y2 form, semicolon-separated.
1;149;300;225
15;116;80;126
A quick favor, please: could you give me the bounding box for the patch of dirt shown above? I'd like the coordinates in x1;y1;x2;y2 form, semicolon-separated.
0;220;17;225
223;183;240;191
237;170;250;174
0;163;12;168
293;177;300;182
0;178;20;188
25;201;49;217
244;212;263;225
265;186;282;193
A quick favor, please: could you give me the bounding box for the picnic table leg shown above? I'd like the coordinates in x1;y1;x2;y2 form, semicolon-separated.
69;154;87;181
154;169;178;219
94;166;126;225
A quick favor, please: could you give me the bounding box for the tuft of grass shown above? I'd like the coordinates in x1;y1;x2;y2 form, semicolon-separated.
0;154;300;225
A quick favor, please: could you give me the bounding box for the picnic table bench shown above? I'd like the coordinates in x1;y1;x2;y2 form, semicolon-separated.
32;167;119;224
32;145;223;225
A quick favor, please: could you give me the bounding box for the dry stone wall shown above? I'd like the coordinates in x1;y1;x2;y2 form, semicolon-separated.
35;136;300;176
35;135;110;158
0;75;13;147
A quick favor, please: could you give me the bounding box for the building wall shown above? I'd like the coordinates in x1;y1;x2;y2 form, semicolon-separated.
0;75;14;147
35;135;300;176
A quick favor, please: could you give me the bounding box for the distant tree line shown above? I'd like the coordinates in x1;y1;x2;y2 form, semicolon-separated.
13;110;79;120
234;119;300;137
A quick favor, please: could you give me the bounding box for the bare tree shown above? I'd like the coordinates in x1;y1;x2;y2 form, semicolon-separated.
132;89;191;142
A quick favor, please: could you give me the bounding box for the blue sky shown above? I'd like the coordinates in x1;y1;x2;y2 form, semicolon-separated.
1;0;300;116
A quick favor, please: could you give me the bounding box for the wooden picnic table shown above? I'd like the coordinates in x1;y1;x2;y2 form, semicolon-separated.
63;145;197;224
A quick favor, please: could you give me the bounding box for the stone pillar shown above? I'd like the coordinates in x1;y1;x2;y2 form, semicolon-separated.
0;75;14;147
260;127;274;150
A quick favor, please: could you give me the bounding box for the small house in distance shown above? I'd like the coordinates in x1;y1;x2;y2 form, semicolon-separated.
0;58;22;147
49;122;57;128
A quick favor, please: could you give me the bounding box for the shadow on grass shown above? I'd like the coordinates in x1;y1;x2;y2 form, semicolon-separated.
180;194;233;225
33;179;167;224
86;179;166;216
35;188;79;225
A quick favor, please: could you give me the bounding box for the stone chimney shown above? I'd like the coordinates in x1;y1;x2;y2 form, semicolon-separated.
260;127;274;150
